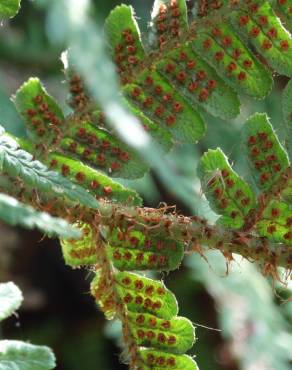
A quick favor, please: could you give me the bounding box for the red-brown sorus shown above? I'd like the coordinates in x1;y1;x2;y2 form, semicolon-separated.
134;280;144;290
226;178;235;187
260;172;270;183
271;208;280;217
119;151;130;162
75;172;85;182
143;97;153;108
135;295;143;305
123;293;132;303
284;231;292;239
165;114;176;126
172;101;183;113
215;51;224;61
286;217;292;227
157;357;165;366
188;81;199;92
179;51;187;61
155;106;165;117
145;76;153;85
266;28;278;40
199;88;209;101
171;8;180;17
137;329;145;339
103;186;113;195
232;48;242;59
38;103;49;113
187;60;196;69
158;255;167;265
243;59;253;68
97;153;105;163
250;26;261;37
114;44;123;53
36;127;45;136
146;330;155;339
148;254;158;264
212;27;222;37
196;70;207;80
267;224;277;233
230;210;239;219
263;140;273;149
171;19;180;28
254;160;265;169
157;22;167;33
113;251;122;260
61;165;70;176
258;15;268;26
235;189;243;197
273;164;281;172
127;55;139;67
266;154;277;162
136;314;145;324
82;148;92;157
239;15;249;26
227;62;237;72
248;135;257;145
251;147;260;156
145;285;154;295
262;39;272;50
124;251;132;261
257;131;268;141
111;162;121;171
122;277;131;285
214;187;223;198
136;252;144;262
157;287;165;295
154;86;163;97
162;93;172;102
77;127;86;137
167;357;176;366
203;38;213;49
161;320;171;329
50;159;58;167
165;63;176;73
146;354;155;364
249;3;259;12
90;180;100;189
152;301;162;309
125;34;134;44
238;71;247;81
148;317;157;327
157;333;166;343
131;87;141;98
221;169;229;178
222;36;232;47
176;71;187;82
241;197;250;206
220;198;229;208
280;40;289;51
168;335;176;345
34;95;43;104
27;109;37;117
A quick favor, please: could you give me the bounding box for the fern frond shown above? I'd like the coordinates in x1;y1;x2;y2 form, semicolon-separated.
0;193;80;238
0;126;98;209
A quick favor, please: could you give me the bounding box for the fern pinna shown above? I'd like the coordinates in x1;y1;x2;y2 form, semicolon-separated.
0;1;291;369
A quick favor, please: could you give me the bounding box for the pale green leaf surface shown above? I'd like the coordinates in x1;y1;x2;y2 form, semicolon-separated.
0;340;56;370
0;0;20;19
0;193;81;239
0;282;22;322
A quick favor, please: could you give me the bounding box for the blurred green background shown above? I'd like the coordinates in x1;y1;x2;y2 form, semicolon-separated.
0;1;291;370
